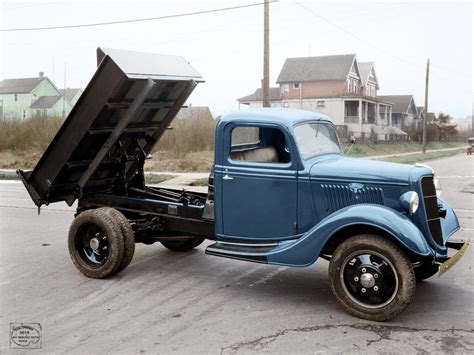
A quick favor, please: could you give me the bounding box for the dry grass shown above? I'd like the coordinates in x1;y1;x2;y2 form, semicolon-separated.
0;116;63;151
154;116;216;157
145;150;214;172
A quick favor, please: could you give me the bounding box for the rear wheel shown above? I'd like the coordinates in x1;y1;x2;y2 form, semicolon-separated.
161;237;204;252
68;209;124;279
328;234;416;322
98;207;135;273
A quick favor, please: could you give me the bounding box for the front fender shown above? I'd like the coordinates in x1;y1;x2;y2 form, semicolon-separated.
267;204;434;267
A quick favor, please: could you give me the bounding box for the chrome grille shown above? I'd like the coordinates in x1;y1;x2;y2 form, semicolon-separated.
321;184;384;213
421;176;442;244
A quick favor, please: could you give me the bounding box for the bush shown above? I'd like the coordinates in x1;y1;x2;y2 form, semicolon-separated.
154;115;217;157
0;116;63;151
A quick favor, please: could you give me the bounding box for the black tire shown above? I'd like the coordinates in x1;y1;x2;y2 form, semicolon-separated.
68;209;124;279
414;262;439;281
161;237;204;252
328;234;416;322
97;207;135;274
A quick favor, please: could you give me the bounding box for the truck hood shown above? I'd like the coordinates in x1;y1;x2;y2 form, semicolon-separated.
309;155;428;185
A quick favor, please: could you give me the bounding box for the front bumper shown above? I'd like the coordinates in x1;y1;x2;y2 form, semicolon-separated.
437;239;471;277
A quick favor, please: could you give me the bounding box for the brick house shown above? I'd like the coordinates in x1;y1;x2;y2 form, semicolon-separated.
238;54;402;141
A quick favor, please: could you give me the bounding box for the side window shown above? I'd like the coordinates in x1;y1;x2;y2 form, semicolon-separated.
229;126;291;164
231;127;260;147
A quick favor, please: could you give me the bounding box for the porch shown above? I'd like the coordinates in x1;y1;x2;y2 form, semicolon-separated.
344;99;392;125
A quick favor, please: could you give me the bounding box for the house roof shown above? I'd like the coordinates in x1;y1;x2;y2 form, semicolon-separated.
358;61;379;89
30;96;62;109
377;95;414;113
59;88;82;102
276;54;356;83
358;62;372;84
237;87;281;103
176;106;213;119
0;77;45;94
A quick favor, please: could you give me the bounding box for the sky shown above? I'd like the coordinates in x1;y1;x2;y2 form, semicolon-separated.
1;0;472;118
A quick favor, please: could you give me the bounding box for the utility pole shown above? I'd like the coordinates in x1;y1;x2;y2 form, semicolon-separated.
422;58;430;153
262;0;270;107
62;62;67;119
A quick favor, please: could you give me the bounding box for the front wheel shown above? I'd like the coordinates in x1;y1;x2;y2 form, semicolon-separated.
161;237;204;252
328;234;416;322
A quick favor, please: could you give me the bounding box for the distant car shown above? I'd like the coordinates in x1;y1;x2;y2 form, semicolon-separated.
467;137;474;155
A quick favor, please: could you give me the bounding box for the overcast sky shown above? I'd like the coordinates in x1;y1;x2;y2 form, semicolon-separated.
1;0;472;118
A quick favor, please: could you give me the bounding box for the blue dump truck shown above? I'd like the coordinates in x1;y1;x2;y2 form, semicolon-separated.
19;48;469;321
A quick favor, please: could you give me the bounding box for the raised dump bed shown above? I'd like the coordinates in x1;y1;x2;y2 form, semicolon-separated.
18;47;204;207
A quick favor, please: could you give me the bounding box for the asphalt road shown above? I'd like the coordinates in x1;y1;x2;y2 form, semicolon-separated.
0;154;473;354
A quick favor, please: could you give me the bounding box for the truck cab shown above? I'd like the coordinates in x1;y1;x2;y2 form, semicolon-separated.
18;48;468;322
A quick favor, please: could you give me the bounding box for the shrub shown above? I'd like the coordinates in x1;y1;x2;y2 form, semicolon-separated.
0;116;63;151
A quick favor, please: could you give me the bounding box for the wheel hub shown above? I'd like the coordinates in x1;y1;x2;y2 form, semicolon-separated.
89;237;100;251
360;272;376;288
340;251;399;309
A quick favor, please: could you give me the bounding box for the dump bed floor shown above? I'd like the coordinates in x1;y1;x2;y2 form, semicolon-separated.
19;47;203;207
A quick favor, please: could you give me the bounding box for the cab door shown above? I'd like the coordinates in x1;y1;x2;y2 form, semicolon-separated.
219;123;298;241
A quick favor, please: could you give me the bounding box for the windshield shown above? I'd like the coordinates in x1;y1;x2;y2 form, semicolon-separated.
294;122;341;159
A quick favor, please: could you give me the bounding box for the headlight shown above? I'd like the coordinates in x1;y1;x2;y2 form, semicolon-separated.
434;178;442;197
399;191;419;214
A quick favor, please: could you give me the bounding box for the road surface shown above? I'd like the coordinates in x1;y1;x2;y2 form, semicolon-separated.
0;154;473;353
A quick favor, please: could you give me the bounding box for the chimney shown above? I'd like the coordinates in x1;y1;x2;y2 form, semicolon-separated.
39;72;44;79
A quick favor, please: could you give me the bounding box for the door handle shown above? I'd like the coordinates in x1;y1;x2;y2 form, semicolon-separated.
223;174;234;181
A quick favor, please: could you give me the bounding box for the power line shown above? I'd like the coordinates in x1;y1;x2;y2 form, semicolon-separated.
295;1;423;70
1;1;278;32
294;1;472;95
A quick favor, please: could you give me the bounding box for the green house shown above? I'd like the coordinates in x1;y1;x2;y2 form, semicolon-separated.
0;72;74;119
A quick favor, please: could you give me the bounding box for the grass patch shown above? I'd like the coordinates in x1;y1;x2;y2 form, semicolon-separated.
0;171;19;180
144;174;176;184
376;148;466;164
343;141;466;157
190;177;209;186
144;150;214;173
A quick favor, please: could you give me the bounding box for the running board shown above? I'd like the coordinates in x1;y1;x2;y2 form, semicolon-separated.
205;242;279;264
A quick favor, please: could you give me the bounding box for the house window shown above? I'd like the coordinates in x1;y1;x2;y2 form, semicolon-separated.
33;93;37;99
293;83;300;89
14;94;18;102
282;84;289;93
283;101;289;107
317;101;325;108
22;110;27;119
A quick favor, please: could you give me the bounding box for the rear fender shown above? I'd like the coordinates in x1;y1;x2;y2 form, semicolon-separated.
267;204;434;267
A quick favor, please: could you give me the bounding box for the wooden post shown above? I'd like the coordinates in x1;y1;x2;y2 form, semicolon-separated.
262;0;270;107
422;59;430;153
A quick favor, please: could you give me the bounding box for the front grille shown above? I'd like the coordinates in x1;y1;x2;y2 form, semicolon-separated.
321;184;384;213
421;176;442;244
